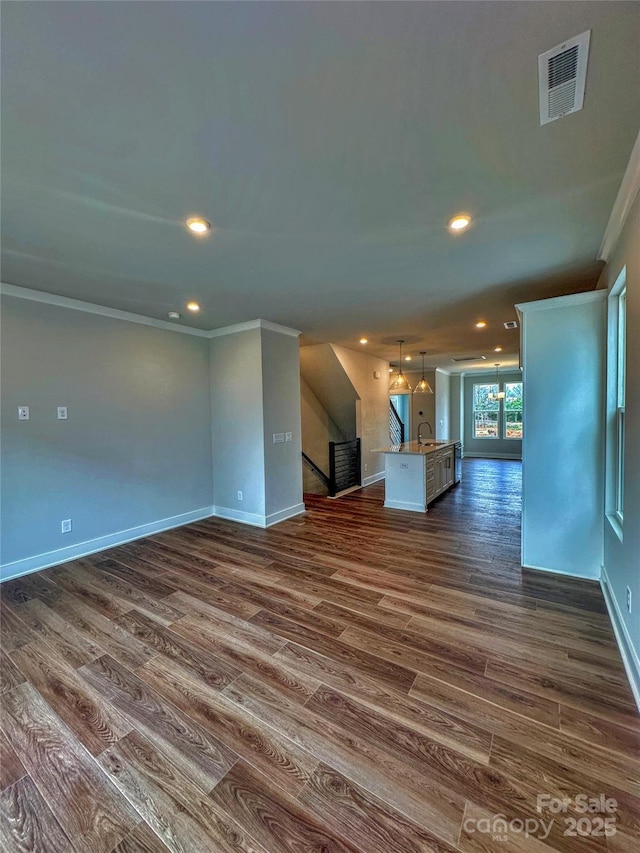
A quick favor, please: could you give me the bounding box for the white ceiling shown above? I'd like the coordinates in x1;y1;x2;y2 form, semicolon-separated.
2;2;639;372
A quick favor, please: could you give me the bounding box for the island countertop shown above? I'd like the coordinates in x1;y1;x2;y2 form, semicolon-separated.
372;439;456;456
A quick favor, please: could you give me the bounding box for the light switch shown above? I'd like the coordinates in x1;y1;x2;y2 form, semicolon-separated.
285;432;292;442
57;406;68;420
273;433;285;443
18;406;30;420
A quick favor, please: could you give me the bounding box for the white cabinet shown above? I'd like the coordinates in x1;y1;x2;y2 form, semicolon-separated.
378;442;458;513
426;447;454;505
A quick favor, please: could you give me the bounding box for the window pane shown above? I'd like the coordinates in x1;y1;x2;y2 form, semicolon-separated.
616;408;624;519
474;411;499;438
505;382;523;410
473;384;499;410
505;411;523;439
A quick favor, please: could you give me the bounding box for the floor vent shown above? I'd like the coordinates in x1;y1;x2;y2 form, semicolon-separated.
539;31;590;125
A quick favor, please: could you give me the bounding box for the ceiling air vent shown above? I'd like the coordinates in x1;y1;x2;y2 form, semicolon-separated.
504;321;518;330
539;30;590;125
452;355;486;363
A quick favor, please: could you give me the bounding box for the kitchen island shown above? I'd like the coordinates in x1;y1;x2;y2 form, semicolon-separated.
373;440;461;512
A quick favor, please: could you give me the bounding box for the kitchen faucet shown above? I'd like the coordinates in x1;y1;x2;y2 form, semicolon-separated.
417;421;433;445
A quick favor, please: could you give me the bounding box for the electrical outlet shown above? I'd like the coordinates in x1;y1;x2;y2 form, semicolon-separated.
400;462;408;469
18;406;30;420
61;519;72;534
627;586;632;613
237;490;243;501
57;406;68;420
364;463;368;472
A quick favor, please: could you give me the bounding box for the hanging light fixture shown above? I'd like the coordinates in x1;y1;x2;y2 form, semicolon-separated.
413;351;433;395
389;340;412;393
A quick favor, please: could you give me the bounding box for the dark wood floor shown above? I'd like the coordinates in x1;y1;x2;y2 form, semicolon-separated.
1;459;638;852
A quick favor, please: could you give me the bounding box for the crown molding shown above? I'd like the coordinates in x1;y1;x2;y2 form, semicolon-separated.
0;282;209;337
599;129;640;261
0;283;300;339
208;319;301;339
516;288;605;315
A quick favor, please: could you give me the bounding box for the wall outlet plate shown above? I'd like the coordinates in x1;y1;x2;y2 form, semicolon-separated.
61;519;72;534
18;406;30;420
57;406;68;420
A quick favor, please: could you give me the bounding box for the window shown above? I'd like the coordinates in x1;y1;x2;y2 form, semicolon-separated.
607;269;626;536
615;289;626;522
504;382;523;439
473;380;523;439
473;383;499;438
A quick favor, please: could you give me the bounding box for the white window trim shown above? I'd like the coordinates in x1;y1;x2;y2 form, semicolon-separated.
473;383;500;439
503;381;523;440
605;268;626;541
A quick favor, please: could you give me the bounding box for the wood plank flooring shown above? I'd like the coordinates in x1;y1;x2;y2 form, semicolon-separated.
1;459;638;852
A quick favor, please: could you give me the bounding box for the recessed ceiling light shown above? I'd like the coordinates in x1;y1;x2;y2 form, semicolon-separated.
404;356;412;362
494;346;503;352
186;301;201;312
186;217;211;235
448;214;472;232
168;311;181;320
360;338;368;344
475;321;487;329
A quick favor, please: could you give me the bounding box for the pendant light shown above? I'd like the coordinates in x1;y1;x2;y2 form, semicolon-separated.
413;351;433;394
389;340;412;394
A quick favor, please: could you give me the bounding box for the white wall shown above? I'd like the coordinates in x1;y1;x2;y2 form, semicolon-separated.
517;291;606;579
598;190;640;704
1;293;213;579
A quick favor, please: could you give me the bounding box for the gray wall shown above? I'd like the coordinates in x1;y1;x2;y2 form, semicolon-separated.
435;369;451;440
463;369;523;458
408;369;436;445
210;325;304;526
519;292;605;579
599;190;640;698
331;345;389;483
262;328;304;519
1;295;213;576
210;328;265;520
450;374;463;442
300;378;342;494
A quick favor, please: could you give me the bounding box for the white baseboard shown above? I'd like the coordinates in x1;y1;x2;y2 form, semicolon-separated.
384;498;426;513
0;506;215;582
601;567;640;712
213;502;306;528
363;471;385;486
264;503;306;527
521;562;601;581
